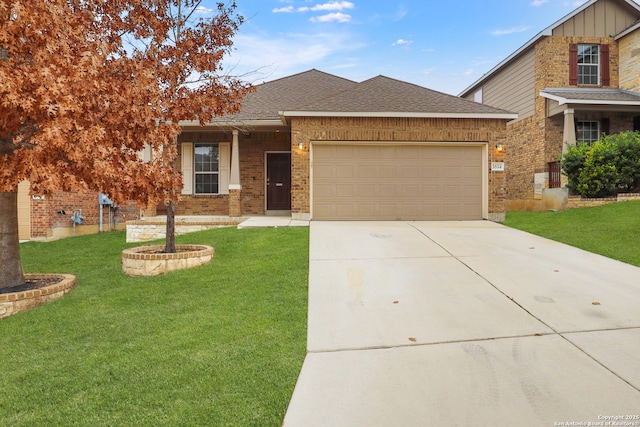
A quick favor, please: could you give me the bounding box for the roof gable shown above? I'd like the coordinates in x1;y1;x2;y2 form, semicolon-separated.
460;0;640;97
230;69;357;121
552;0;640;37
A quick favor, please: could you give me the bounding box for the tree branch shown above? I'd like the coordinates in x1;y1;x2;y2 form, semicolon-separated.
0;123;39;156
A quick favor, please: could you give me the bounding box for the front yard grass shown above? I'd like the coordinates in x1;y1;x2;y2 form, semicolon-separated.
505;200;640;267
0;226;309;427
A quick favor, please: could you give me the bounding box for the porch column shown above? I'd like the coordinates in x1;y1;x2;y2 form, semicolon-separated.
561;109;577;188
229;130;242;217
563;109;576;154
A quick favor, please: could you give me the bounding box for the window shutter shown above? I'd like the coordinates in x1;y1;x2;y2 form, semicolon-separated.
569;44;578;85
218;142;230;195
181;142;193;195
601;44;610;86
601;118;610;136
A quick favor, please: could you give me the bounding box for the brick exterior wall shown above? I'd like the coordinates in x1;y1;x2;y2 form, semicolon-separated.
30;190;140;239
175;194;229;215
177;130;290;216
506;35;632;209
290;116;509;219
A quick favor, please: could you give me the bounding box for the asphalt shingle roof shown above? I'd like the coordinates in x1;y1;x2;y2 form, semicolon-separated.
291;75;514;115
541;88;640;103
228;69;357;121
221;69;514;123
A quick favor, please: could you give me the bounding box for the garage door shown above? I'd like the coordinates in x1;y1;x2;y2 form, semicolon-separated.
312;144;483;220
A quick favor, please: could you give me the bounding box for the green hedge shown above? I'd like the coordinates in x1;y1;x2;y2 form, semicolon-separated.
561;131;640;198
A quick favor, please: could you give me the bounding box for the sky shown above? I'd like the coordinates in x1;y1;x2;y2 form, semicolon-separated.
195;0;605;95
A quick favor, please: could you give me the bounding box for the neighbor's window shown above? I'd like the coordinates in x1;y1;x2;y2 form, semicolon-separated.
194;143;219;194
577;121;600;144
577;44;600;85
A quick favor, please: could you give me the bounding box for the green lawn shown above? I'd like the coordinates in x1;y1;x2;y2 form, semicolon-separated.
505;200;640;267
0;227;309;426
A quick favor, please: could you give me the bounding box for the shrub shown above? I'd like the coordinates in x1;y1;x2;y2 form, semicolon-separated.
562;142;590;193
561;131;640;198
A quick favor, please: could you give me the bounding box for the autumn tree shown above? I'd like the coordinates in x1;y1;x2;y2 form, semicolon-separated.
0;0;251;289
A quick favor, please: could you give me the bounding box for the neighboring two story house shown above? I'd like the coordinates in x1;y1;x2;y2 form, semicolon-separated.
460;0;640;211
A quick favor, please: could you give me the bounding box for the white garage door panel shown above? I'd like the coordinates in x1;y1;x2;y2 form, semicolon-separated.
313;144;483;220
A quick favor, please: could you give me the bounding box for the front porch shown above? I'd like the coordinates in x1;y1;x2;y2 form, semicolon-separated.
172;125;296;219
126;215;309;243
533;88;640;208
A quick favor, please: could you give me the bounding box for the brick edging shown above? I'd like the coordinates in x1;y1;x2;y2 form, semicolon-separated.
0;274;77;319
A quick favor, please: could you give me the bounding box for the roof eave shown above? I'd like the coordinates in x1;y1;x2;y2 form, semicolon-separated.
615;20;640;40
280;111;518;120
458;27;553;97
178;119;286;128
539;91;640;106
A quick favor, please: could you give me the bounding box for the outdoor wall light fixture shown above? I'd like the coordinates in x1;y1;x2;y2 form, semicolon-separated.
298;141;304;150
495;143;504;153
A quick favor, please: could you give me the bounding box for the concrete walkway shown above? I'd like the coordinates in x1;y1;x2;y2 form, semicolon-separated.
237;216;309;228
283;221;640;427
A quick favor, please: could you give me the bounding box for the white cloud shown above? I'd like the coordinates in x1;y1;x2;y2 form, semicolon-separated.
317;1;355;11
531;0;549;6
392;39;413;46
222;31;363;82
394;5;408;22
491;26;529;36
273;6;294;13
310;12;352;23
195;6;214;14
306;1;355;12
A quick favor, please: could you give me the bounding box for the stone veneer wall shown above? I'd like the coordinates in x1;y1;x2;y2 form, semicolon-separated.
619;28;640;92
568;193;640;208
0;274;77;319
291;116;509;220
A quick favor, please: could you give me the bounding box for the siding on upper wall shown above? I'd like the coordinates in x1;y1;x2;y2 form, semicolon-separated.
464;48;536;121
483;49;535;120
553;0;639;37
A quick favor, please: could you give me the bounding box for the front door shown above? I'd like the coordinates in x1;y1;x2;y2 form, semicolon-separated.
266;152;291;211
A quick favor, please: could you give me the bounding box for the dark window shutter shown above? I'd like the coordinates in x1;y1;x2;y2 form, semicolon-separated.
601;44;610;86
601;118;610;136
569;43;578;85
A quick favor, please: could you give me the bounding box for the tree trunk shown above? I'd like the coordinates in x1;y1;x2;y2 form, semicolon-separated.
164;200;176;253
0;190;25;289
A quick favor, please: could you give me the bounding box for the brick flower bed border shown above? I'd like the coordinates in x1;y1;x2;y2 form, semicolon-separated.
122;245;214;277
0;274;77;319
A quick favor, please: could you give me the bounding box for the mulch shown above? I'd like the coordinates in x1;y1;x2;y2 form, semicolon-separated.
0;276;64;295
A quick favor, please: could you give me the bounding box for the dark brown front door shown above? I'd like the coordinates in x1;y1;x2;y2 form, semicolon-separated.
266;152;291;211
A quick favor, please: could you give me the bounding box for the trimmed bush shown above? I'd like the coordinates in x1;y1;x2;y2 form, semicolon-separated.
561;131;640;198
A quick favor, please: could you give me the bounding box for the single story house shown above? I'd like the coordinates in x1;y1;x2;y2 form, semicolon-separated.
168;69;516;222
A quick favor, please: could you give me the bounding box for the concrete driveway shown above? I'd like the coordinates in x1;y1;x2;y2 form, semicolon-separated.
283;221;640;427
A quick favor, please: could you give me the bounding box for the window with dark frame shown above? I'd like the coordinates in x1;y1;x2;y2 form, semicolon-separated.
577;121;600;144
194;143;219;194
